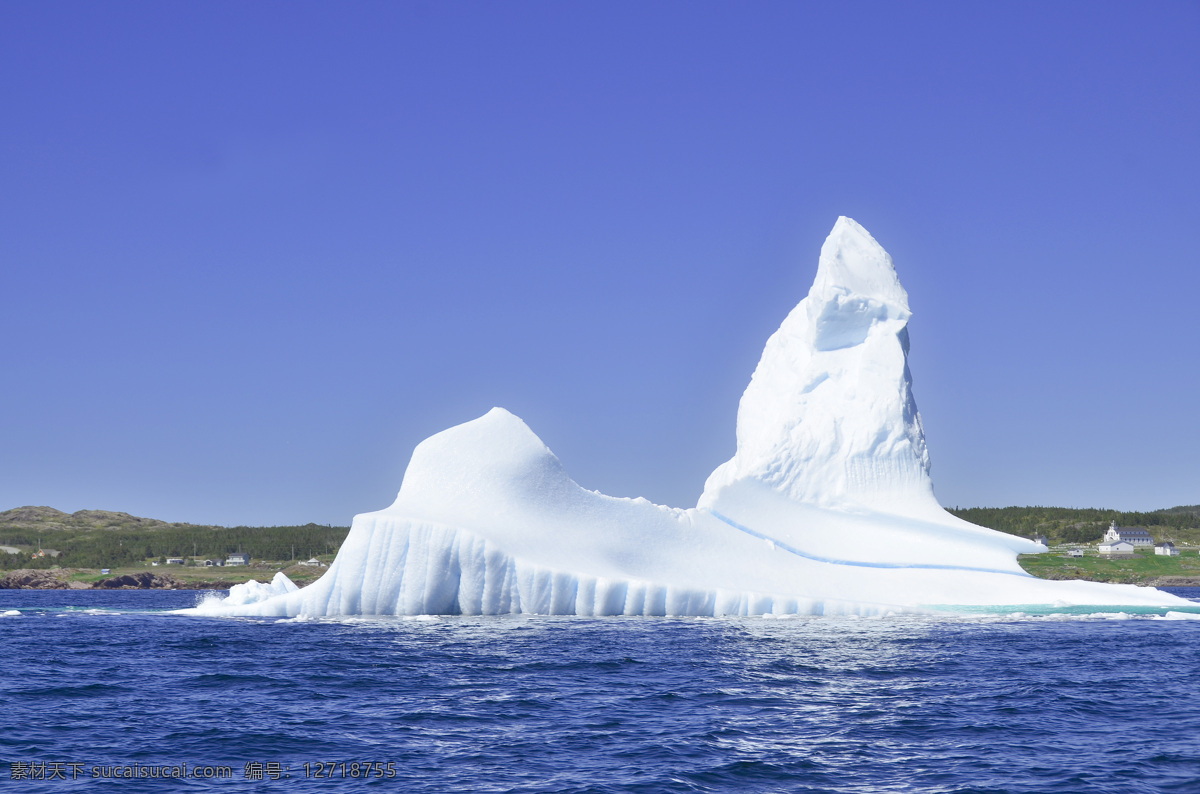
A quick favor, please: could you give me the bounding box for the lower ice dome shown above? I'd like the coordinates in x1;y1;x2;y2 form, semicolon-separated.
187;218;1189;617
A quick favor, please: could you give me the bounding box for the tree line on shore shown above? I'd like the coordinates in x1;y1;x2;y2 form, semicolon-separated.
0;523;350;571
946;505;1200;545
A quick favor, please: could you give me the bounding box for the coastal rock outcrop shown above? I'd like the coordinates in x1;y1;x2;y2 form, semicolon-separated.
0;569;188;589
92;572;183;589
0;569;71;589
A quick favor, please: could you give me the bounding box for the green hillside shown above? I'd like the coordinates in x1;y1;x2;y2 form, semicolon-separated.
945;505;1200;546
0;506;349;570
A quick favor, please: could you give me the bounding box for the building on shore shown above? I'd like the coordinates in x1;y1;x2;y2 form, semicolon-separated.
1098;539;1136;557
1103;521;1153;547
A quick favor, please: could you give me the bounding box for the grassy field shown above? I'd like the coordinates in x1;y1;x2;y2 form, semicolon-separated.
1018;547;1200;585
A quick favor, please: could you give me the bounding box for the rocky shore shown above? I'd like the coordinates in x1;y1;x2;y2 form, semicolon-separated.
0;569;237;590
1143;576;1200;587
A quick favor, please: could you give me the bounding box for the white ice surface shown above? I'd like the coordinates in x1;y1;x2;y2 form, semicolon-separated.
205;572;298;607
185;218;1189;618
702;217;935;517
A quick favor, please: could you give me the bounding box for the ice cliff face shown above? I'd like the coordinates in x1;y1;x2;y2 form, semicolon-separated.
185;218;1189;617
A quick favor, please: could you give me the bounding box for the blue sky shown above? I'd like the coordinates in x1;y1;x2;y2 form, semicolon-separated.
2;1;1197;526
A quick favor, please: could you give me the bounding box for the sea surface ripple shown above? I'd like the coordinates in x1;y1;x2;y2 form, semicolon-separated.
2;590;1199;792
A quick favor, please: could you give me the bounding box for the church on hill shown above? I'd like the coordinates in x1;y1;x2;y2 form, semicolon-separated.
1103;521;1153;547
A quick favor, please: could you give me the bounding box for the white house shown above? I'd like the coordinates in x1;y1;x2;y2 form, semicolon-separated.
1098;540;1136;556
225;553;250;566
1103;521;1153;546
1155;542;1180;557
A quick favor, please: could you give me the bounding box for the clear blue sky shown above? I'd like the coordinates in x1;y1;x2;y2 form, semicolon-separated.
2;2;1197;526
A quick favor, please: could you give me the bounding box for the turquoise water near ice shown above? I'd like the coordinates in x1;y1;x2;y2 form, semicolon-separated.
2;589;1199;792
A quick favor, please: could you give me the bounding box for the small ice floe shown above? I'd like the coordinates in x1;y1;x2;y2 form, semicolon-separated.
207;572;299;608
2;610;20;617
1160;611;1200;621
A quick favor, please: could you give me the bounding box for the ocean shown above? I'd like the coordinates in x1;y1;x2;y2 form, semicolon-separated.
2;589;1199;793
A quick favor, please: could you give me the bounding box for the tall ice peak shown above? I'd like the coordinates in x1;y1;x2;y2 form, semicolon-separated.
701;217;936;516
812;216;909;312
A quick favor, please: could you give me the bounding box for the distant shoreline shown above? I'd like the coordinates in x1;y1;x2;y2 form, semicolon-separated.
0;566;323;591
5;566;1200;592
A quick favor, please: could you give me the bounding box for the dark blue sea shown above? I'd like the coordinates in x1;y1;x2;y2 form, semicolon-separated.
3;590;1200;793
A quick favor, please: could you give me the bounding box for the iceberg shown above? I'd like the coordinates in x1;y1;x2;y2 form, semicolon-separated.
187;218;1188;617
